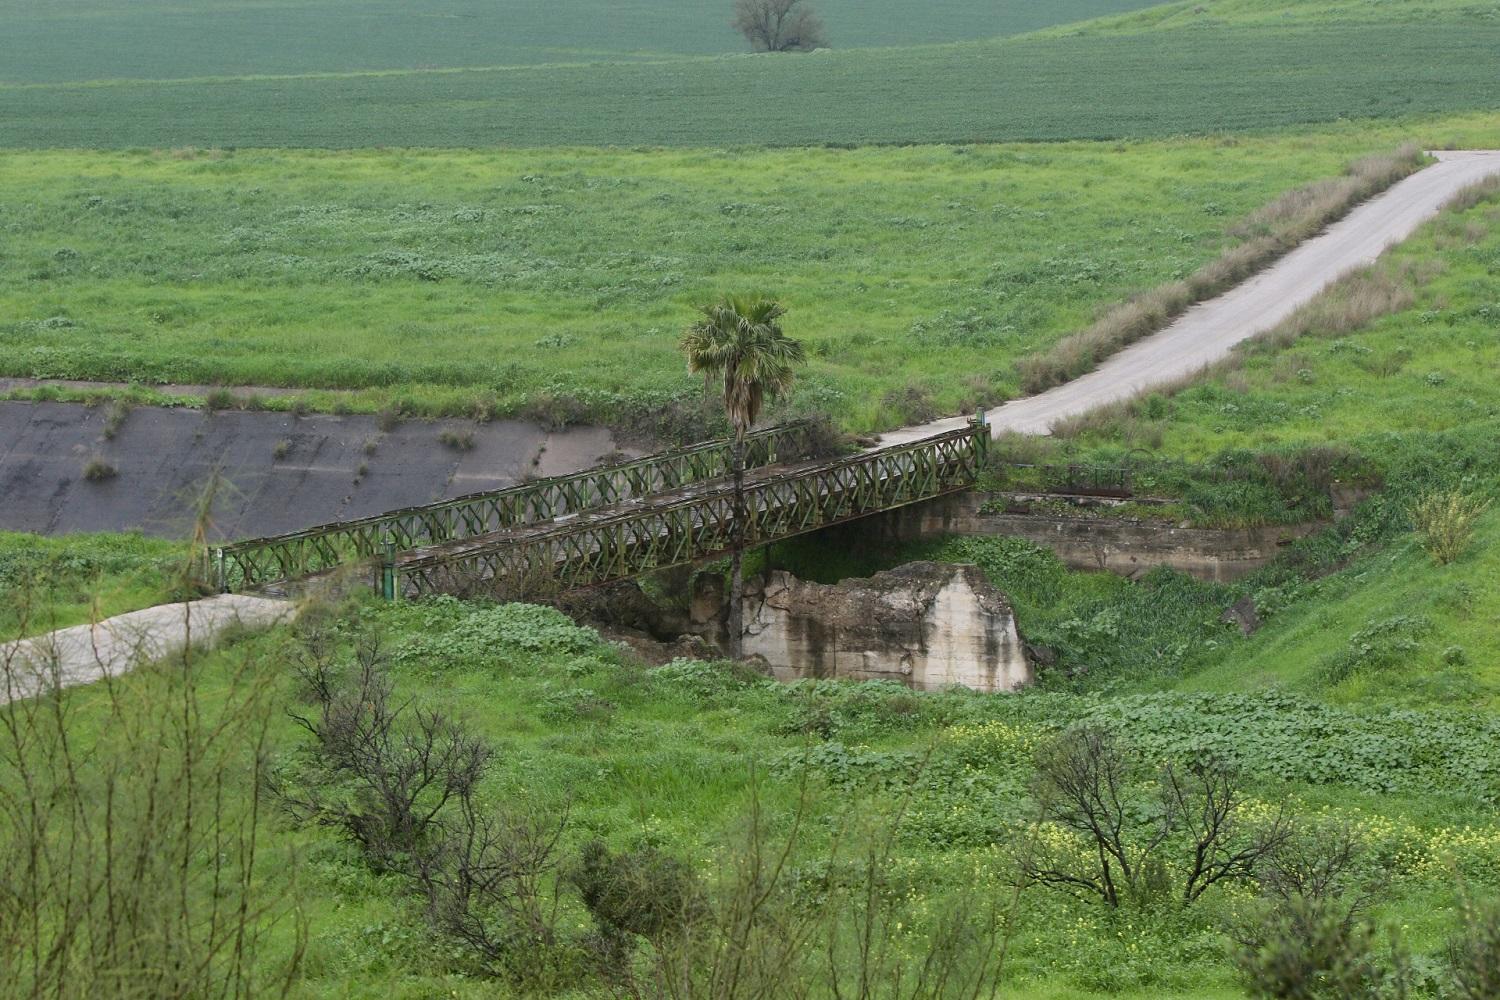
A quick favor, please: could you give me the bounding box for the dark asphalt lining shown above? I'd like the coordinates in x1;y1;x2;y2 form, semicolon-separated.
0;401;623;541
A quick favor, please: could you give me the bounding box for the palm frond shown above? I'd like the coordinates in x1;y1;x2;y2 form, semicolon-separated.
680;295;804;436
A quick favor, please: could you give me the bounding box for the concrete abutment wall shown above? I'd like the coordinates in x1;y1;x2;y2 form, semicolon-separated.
853;492;1326;583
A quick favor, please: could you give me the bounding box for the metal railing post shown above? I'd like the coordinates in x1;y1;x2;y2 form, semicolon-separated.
381;534;397;601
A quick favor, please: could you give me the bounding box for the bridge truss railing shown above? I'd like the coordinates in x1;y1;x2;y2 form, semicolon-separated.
394;422;985;601
216;421;813;591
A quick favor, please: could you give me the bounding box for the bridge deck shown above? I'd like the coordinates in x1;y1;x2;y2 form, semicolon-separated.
214;419;986;600
390;423;984;600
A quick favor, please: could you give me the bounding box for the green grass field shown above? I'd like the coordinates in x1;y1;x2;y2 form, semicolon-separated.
0;0;1161;84
6;119;1495;431
4;5;1499;148
0;531;187;638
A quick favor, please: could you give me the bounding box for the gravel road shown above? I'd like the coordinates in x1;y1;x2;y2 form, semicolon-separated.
881;150;1500;444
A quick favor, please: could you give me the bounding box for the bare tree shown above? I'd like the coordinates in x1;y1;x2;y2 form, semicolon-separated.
732;0;827;52
1025;726;1290;909
275;630;490;872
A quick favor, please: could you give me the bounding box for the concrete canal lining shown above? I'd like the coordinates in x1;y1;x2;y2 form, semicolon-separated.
0;400;625;541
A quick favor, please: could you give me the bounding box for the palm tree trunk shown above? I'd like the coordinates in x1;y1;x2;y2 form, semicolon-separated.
727;433;747;658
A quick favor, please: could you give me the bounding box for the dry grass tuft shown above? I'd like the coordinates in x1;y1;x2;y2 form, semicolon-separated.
1253;258;1434;352
1440;173;1500;215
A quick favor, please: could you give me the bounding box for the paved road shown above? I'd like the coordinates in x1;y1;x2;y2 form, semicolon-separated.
880;150;1500;444
1;595;295;703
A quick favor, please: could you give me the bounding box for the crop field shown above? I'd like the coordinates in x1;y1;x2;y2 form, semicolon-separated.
0;0;1161;84
4;18;1500;148
1055;0;1500;34
5;121;1495;431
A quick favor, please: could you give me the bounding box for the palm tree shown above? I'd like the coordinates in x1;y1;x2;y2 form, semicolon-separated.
681;295;805;658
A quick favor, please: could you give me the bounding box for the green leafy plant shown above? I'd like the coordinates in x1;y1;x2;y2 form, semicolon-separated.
1233;896;1407;1000
1410;489;1491;565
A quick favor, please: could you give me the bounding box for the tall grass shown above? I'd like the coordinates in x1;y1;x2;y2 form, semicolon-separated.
0;625;305;998
1411;490;1491;565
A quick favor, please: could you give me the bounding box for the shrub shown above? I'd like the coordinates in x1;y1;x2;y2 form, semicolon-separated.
1233;896;1405;1000
1317;614;1432;685
439;428;475;451
275;636;489;870
1410;489;1491;564
1024;726;1290;909
880;383;940;425
276;621;570;987
203;387;235;411
1448;895;1500;1000
395;602;601;667
101;399;131;440
570;840;704;981
81;456;117;481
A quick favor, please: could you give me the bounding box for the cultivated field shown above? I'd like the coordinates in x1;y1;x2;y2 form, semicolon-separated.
4;10;1500;147
0;0;1161;83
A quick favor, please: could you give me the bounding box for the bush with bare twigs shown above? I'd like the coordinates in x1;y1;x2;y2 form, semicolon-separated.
275;627;490;871
1025;726;1291;909
273;619;574;986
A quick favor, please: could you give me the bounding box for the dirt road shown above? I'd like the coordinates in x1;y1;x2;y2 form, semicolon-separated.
0;595;295;704
881;150;1500;444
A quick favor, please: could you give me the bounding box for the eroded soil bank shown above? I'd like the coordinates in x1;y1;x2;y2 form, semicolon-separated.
0;400;625;541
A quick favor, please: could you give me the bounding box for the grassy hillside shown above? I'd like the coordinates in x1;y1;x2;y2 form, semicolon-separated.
7;598;1498;998
2;123;1487;431
0;0;1161;84
1040;175;1500;705
7;145;1500;1000
4;12;1499;148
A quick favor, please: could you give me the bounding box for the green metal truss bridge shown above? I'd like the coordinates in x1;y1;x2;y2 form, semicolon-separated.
215;419;987;602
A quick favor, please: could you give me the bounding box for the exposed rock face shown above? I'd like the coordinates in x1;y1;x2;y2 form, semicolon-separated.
738;562;1030;693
